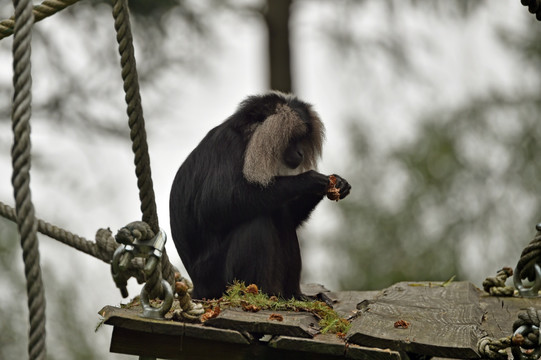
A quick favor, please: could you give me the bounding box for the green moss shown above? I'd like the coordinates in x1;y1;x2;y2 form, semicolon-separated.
207;281;350;334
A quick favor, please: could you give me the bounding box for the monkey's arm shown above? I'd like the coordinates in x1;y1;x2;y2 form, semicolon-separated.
287;193;325;226
216;170;330;224
287;174;351;225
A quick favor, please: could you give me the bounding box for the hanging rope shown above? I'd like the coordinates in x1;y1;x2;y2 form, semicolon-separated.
11;0;46;358
112;0;159;234
111;0;182;303
0;0;81;40
1;0;195;328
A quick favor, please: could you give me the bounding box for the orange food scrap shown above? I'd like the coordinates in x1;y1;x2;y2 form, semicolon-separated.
394;319;410;329
245;284;259;295
201;307;221;322
269;313;284;322
326;175;340;201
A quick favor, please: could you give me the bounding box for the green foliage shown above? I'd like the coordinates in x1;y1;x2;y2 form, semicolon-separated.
211;282;350;334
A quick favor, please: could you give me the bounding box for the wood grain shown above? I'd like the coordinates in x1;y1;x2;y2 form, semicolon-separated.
204;308;320;338
346;282;486;359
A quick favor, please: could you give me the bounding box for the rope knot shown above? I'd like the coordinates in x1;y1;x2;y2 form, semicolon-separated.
115;221;154;245
483;267;515;296
95;228;119;261
478;336;511;360
172;272;204;322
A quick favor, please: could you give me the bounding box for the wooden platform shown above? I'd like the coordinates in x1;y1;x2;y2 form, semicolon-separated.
99;281;540;359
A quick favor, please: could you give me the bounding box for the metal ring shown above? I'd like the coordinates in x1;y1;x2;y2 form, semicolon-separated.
511;324;541;360
139;279;174;319
514;263;541;298
111;245;129;298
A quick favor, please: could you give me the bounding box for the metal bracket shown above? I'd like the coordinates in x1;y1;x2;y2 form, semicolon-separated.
514;262;541;298
511;324;541;360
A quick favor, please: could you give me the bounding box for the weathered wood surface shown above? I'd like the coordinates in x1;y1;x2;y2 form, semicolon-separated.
479;294;541;339
101;281;541;359
325;290;380;318
270;334;401;360
109;326;250;360
100;305;250;344
204;308;320;338
346;281;486;359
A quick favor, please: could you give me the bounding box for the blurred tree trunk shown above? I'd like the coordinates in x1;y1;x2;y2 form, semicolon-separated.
264;0;292;93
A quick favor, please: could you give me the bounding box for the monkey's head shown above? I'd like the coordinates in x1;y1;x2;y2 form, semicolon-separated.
238;92;325;187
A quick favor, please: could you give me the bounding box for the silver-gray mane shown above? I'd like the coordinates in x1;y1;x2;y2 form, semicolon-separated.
243;95;325;187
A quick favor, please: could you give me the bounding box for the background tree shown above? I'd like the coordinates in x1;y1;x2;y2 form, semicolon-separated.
317;1;541;290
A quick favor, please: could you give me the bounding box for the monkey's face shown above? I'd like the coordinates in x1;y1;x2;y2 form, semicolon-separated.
283;141;304;170
276;139;309;177
242;94;324;187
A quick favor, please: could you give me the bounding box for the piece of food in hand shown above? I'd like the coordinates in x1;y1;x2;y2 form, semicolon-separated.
326;175;341;201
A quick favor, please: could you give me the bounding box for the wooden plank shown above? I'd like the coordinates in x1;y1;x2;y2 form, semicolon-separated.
112;324;397;360
270;334;402;360
480;294;541;339
269;334;346;357
110;326;252;360
204;308;320;338
300;283;331;298
346;281;486;359
100;305;250;345
325;290;380;318
102;283;541;359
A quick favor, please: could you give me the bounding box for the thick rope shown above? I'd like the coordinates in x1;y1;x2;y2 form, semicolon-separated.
516;225;541;282
0;200;117;263
112;0;159;234
478;336;512;360
513;308;541;349
11;0;46;358
482;267;515;297
111;0;184;304
0;0;81;40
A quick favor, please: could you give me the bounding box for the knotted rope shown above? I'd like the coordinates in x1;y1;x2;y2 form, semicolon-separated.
114;221;174;298
482;267;515;297
478;336;513;360
11;0;46;358
513;308;541;350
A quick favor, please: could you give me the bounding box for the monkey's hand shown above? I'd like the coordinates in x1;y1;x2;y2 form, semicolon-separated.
326;174;351;201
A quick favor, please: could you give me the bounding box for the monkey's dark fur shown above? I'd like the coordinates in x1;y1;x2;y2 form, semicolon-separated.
170;92;351;299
